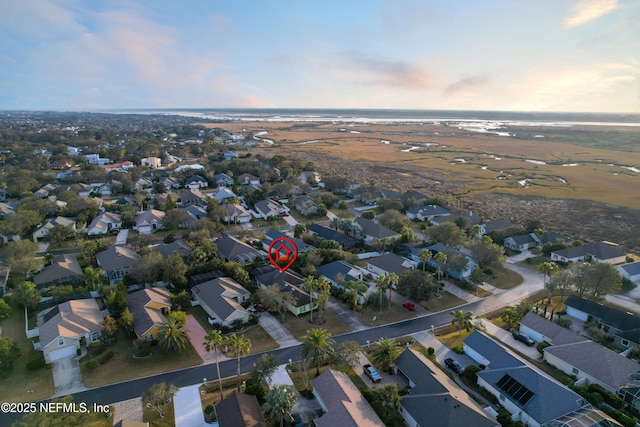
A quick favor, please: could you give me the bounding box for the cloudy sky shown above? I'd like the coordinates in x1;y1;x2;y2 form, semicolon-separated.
0;0;638;112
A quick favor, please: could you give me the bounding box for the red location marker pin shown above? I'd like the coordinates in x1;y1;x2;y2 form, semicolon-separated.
267;237;298;273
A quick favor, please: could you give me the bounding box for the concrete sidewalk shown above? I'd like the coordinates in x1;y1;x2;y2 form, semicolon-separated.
174;384;207;427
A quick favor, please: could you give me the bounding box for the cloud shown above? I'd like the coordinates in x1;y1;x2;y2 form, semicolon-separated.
445;74;489;95
564;0;618;28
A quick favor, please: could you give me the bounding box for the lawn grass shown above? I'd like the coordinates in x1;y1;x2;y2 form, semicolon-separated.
352;300;416;327
0;306;54;403
422;291;467;312
281;309;351;340
199;373;258;422
517;255;549;269
80;331;203;388
434;328;473;351
485;268;523;289
143;401;175;427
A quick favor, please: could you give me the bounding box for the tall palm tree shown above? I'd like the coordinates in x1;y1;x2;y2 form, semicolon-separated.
418;248;432;272
434;251;447;281
226;333;252;392
469;224;482;239
371;337;402;373
158;317;189;353
450;309;474;335
315;277;331;319
203;329;225;400
264;384;298;427
303;276;316;322
538;262;558;293
374;274;388;313
386;272;399;309
83;266;104;290
301;328;335;376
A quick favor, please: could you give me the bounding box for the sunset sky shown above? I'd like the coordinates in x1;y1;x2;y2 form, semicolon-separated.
0;0;638;112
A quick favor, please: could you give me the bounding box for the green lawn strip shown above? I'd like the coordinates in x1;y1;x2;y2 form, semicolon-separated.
485;268;523;289
280;310;351;340
351;301;415;327
433;328;473;351
0;306;54;402
517;255;549;269
422;291;467;312
80;331;202;388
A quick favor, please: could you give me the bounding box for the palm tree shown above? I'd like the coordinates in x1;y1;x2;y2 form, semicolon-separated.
158;318;189;353
301;328;335;376
264;384;298;427
83;266;104;290
371;337;402;373
315;277;331;319
538;262;558;294
501;307;518;330
226;333;252;392
434;251;447;281
386;272;399;309
303;276;315;322
450;309;473;335
203;330;225;400
469;224;482;239
418;248;432;272
374;274;388;313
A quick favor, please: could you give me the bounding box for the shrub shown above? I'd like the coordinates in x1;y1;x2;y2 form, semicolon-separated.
462;365;481;382
451;345;465;354
204;404;214;415
99;351;115;365
536;341;551;355
86;360;99;372
427;347;435;356
25;357;46;371
477;386;499;405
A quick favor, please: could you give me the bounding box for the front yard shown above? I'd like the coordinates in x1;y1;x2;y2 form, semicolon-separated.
422;291;467;312
280;309;351;340
352;301;416;327
484;268;523;289
80;331;203;388
0;306;54;403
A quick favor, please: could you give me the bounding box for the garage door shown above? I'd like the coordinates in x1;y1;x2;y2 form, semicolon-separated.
48;345;77;362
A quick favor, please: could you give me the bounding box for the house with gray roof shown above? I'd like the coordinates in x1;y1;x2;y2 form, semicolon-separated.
539;230;572;246
32;254;83;290
253;266;315;316
237;173;260;186
426;243;476;280
224;203;251;224
354;217;400;244
214;173;234;187
150;239;192;258
211;187;237;202
504;232;541;251
431;211;482;227
518;312;587;346
262;228;314;253
318;260;365;288
215;391;266;427
406;204;450;222
254;198;287;219
463;331;525;370
551;241;626;264
87;212;122;235
293;195;318;216
618;261;640;283
395;349;498;427
216;234;261;264
133;209;165;234
564;294;640;336
126;287;171;339
96;245;141;284
32;216;78;242
179;189;208;207
366;253;415;278
185;174;208;189
481;219;516;235
191;277;250;327
312;369;384;427
308;224;357;250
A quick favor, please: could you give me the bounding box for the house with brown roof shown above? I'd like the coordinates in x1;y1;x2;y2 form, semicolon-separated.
96;245;141;284
354;217;400;244
224;203;251;224
254;198;287;219
215;391;266;427
216;234;261;264
37;299;103;363
87;212;122;235
191;277;250;327
32;216;78;242
133;209;165;234
32;254;84;290
312;369;384;427
179;189;208;207
126;287;171;340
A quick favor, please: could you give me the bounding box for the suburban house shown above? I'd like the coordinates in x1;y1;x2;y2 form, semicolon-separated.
308;224;357;250
318;260;365;288
431;211;482;227
185;175;208;189
32;216;78;242
214;391;266;427
223;203;251;224
37;299;103;363
406;205;450;222
133;209;165;234
480;219;517;236
77;183;94;198
150;239;192;258
223;151;239;160
293;195;318;215
564;294;640;338
216;234;261;264
85;154;111;165
503;233;541;251
262;229;315;253
191;277;251;327
32;254;84;290
394;349;498;427
214;173;234;187
141;157;161;168
463;332;595;427
544;341;640;395
311;369;384;427
354;217;401;244
101;161;135;172
550;241;627;264
254;198;287;219
366;253;415;278
399;190;429;206
538;231;573;246
162;176;181;190
96;245;141;284
211;187;237;202
179;189;208;207
181;204;208;228
253;266;315;317
87;212;122;235
127;287;171;340
298;171;321;185
427;243;476;280
619;262;640;283
518;312;586;347
237;173;260;186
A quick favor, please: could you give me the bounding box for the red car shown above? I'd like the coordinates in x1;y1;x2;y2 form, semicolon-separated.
283;212;290;217
254;303;266;312
403;302;417;311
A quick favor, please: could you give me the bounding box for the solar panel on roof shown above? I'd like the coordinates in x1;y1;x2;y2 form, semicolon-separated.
496;374;535;406
43;305;60;323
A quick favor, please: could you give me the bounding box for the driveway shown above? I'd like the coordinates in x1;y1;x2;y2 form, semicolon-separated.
259;312;300;347
52;355;86;396
268;364;321;424
174;384;207;427
325;301;369;331
356;351;407;389
185;314;229;364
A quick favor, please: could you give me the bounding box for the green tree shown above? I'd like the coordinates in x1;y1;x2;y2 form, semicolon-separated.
101;283;128;318
167;310;187;325
83;266;104;290
385;272;399;309
374;275;389;313
254;353;278;384
102;315;118;344
203;329;225;400
450;309;473;335
303;276;316;322
170;289;191;310
264;384;298;427
142;382;178;419
1;240;40;277
371;337;402;373
131;251;164;284
314;277;331;319
161;253;188;288
337;200;349;215
14;281;41;311
226;333;252;392
418;248;432;272
434;251;448;281
119;307;134;334
301;328;335;376
428;222;466;247
583;262;622;300
293;223;307;239
334;340;362;370
397;270;437;302
344;280;368;311
258;284;297;322
538;262;558;293
158;317;189;353
48;224;75;247
362;384;401;422
514;301;533;320
501;307;518;330
0;298;11;320
0;336;20;378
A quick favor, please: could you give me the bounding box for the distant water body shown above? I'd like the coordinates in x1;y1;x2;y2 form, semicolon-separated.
108;108;640;127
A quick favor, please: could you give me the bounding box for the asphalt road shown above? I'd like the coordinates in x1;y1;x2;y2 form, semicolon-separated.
1;262;543;425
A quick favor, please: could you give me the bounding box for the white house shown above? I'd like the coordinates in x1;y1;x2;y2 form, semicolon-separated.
133;209;165;234
191;277;250;327
141;157;162;169
87;212;121;235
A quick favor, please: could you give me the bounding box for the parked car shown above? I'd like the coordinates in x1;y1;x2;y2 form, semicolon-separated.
363;364;382;383
444;358;464;375
292;413;303;427
512;331;535;346
283;212;290;216
402;301;416;311
254;303;266;312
